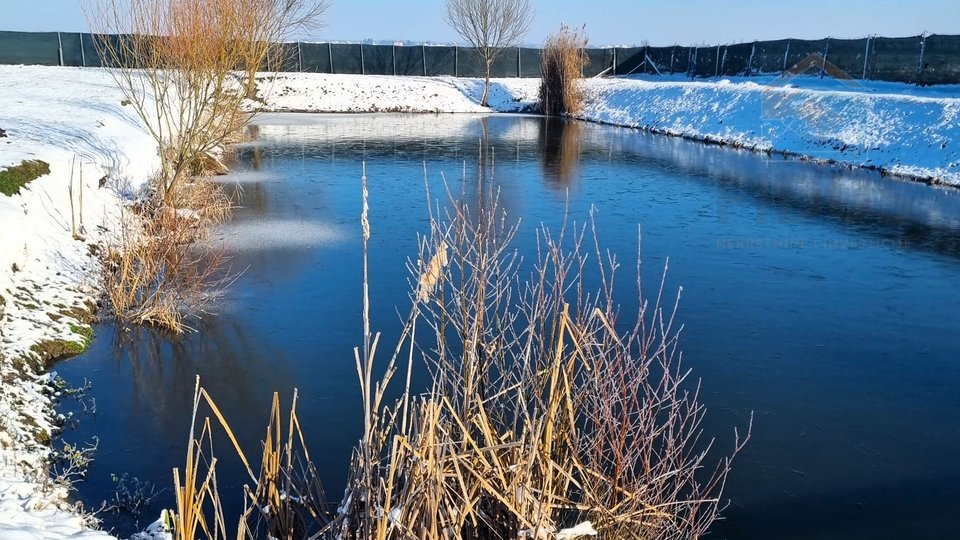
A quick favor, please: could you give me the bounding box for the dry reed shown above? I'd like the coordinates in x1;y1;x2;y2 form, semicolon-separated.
101;177;232;333
160;165;749;539
540;26;589;117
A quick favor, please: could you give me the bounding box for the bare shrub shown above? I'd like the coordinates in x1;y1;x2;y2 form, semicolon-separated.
85;0;328;202
540;25;589;116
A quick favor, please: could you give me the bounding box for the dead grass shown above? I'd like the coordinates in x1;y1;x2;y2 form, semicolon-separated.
161;166;749;539
540;25;589;117
101;177;232;333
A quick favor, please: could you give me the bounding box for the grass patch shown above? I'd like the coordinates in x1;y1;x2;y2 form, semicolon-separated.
29;323;94;365
0;160;51;196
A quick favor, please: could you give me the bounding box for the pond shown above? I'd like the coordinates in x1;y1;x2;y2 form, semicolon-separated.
56;113;960;539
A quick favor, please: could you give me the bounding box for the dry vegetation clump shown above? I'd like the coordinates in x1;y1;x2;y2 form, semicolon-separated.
101;177;232;333
539;25;589;117
167;168;749;539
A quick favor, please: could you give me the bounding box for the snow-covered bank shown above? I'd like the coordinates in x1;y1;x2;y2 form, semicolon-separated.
578;78;960;186
258;72;960;186
1;65;158;540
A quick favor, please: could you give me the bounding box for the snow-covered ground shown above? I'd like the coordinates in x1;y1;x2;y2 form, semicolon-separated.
1;65;158;540
258;72;960;186
1;64;958;539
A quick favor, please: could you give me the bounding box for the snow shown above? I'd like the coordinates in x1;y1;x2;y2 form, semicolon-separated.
577;77;960;186
258;72;960;185
1;65;159;540
1;63;957;539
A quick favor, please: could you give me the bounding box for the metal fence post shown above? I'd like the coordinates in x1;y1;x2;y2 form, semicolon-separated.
80;34;86;67
862;36;872;80
517;47;521;77
328;42;333;74
392;44;396;75
715;45;721;77
917;33;927;85
783;40;791;73
612;47;617;76
57;32;64;66
297;42;303;72
360;43;365;75
454;46;459;77
820;38;830;78
747;41;756;76
422;44;427;76
669;46;676;75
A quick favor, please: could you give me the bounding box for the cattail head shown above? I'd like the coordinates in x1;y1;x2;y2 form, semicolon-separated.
361;163;370;241
417;241;448;303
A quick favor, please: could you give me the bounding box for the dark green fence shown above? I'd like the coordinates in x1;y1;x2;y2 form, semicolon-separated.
2;31;959;85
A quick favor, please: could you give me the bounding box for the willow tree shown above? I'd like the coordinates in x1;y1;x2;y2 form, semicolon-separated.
85;0;328;201
444;0;533;107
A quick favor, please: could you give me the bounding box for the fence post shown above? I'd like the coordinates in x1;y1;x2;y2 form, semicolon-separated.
517;46;521;77
720;45;728;76
328;42;333;74
783;40;791;73
422;44;427;76
916;33;927;86
454;46;458;77
297;42;303;72
669;46;675;75
862;36;872;80
360;43;365;75
612;47;617;76
392;45;396;75
820;38;830;78
80;34;86;67
747;41;756;76
57;32;64;66
715;45;721;77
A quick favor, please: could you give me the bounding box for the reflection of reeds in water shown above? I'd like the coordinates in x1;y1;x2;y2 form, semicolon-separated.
539;118;583;189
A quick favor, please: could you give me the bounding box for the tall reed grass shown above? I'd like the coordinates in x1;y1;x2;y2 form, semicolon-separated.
539;26;589;117
161;164;749;539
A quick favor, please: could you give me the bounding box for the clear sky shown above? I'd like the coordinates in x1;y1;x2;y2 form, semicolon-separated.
1;0;958;46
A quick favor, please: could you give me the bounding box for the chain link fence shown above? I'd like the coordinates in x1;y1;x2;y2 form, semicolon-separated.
2;31;958;85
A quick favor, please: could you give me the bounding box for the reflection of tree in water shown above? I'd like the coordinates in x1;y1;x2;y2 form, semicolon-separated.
110;316;290;427
538;117;582;189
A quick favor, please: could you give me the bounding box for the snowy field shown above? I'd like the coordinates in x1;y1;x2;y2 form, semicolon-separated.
1;64;959;539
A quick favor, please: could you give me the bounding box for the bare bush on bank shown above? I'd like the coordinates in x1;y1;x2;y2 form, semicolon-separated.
540;25;589;117
87;0;327;201
85;0;327;331
167;166;749;539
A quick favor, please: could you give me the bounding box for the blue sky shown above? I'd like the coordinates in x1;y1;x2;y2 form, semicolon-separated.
1;0;958;46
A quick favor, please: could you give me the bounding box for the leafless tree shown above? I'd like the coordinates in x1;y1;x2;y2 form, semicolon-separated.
444;0;533;106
